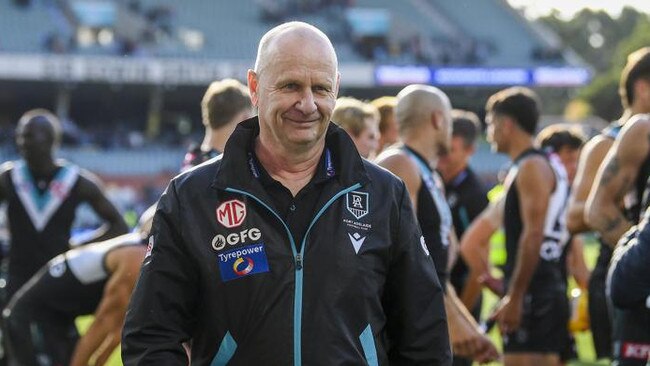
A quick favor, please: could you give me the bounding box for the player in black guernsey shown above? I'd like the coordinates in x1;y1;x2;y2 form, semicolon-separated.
437;111;489;307
588;113;650;366
567;119;629;360
0;109;127;302
2;207;154;366
486;87;570;366
585;48;650;364
438;110;489;366
377;84;498;364
180;78;253;172
569;48;650;360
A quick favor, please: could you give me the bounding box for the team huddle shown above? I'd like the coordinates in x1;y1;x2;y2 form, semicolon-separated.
0;21;648;366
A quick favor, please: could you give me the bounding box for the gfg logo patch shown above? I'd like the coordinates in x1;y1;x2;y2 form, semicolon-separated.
216;200;246;228
211;228;262;251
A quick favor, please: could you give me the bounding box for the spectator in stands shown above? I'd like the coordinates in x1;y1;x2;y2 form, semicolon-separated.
331;96;380;159
180;78;253;171
371;96;399;154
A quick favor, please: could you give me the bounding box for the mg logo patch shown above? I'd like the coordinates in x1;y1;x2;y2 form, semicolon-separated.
346;191;369;219
216;200;246;228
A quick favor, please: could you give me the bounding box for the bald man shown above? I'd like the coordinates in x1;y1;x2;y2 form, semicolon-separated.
123;22;451;365
376;85;498;364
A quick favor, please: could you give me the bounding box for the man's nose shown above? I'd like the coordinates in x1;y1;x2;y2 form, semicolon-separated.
295;89;317;115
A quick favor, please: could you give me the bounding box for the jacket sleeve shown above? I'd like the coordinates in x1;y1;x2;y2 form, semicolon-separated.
385;182;451;365
609;221;650;309
122;180;199;365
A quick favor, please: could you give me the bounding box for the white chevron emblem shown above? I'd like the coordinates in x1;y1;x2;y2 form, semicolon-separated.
348;232;366;254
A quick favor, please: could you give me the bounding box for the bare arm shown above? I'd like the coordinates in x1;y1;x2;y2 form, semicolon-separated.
493;157;553;333
375;152;420;208
73;171;129;246
378;152;498;363
566;137;613;234
567;236;590;289
585;117;650;247
444;283;499;363
447;229;460;273
70;246;145;366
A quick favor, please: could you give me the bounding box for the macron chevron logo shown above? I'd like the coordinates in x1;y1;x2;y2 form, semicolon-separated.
348;232;366;254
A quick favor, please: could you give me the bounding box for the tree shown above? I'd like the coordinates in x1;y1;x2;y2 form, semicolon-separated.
538;8;650;121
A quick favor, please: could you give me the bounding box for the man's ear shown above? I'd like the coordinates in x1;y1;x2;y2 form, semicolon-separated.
247;69;259;107
501;115;515;134
431;110;442;130
334;72;341;97
635;78;650;103
467;143;476;155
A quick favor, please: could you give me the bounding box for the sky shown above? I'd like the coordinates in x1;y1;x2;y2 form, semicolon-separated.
507;0;650;19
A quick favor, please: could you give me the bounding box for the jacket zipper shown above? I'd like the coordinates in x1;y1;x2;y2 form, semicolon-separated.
225;183;361;366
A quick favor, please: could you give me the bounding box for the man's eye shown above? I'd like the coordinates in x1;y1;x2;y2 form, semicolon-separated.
283;83;299;90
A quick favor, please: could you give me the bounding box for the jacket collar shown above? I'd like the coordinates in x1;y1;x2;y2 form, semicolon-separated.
211;116;371;192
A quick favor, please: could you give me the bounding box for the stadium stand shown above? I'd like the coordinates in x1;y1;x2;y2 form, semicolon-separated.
0;1;61;53
426;0;563;66
0;0;570;65
0;0;585;209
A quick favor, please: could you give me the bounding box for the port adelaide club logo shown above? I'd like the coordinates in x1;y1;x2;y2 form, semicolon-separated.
346;191;368;219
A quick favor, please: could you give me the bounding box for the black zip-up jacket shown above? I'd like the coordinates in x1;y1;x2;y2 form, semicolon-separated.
122;117;451;365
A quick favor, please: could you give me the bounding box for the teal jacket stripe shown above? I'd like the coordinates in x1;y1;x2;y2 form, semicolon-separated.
211;331;237;366
225;183;362;366
359;324;379;366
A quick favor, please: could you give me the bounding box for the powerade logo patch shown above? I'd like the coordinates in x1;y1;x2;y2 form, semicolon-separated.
218;243;270;282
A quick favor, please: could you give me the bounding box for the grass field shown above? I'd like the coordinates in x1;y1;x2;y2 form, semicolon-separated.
77;237;609;365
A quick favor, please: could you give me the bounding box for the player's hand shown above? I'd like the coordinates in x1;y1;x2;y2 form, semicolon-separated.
472;334;500;364
491;294;523;334
450;326;484;358
478;273;504;297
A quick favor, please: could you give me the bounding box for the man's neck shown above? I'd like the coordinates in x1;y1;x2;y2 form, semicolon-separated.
630;103;650;117
255;136;324;196
26;157;57;177
441;163;468;184
201;124;236;153
506;137;534;161
404;137;438;168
